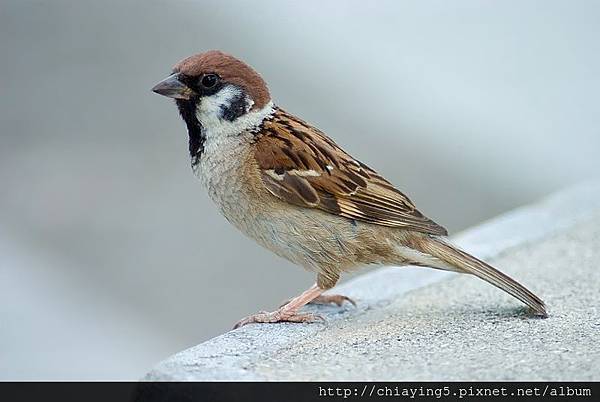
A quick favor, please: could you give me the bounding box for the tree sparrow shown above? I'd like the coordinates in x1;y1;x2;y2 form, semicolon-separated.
152;50;547;328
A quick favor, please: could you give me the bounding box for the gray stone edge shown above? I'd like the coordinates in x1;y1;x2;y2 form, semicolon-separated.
144;180;600;381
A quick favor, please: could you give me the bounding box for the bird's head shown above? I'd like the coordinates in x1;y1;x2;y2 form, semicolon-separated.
152;50;272;157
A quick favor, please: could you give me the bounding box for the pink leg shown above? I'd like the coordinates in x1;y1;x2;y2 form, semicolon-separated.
234;283;326;329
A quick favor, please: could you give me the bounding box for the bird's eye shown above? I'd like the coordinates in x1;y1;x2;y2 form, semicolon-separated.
200;74;218;88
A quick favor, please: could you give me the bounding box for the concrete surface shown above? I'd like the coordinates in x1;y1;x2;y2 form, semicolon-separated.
144;182;600;381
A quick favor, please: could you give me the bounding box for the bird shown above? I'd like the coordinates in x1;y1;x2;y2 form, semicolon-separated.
151;50;547;328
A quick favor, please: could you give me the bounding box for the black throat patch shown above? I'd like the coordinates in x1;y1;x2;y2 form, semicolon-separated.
175;98;205;160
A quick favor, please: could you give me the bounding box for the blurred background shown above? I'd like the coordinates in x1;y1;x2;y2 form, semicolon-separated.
1;0;599;380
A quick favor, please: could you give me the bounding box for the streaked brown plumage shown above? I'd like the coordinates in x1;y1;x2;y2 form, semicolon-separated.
256;108;448;235
152;50;547;328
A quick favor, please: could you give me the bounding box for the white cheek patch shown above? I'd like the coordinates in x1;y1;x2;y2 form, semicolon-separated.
196;84;274;140
196;85;245;127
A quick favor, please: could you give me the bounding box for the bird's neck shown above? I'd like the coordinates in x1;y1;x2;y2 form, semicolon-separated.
177;92;274;167
193;101;274;161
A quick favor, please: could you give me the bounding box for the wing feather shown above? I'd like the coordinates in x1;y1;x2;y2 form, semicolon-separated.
255;108;448;236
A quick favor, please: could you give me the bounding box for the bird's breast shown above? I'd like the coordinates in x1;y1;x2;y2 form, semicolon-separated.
192;131;256;209
190;130;402;272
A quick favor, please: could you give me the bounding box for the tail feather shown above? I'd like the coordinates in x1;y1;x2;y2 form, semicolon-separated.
413;236;547;317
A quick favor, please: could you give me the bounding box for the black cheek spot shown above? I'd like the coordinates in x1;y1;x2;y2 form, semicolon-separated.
220;92;248;122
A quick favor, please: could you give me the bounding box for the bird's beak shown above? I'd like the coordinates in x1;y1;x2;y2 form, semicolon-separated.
151;73;195;100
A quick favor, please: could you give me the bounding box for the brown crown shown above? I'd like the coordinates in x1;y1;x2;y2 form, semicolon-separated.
174;50;271;110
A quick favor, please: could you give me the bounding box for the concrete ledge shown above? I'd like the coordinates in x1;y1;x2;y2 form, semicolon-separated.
144;181;600;381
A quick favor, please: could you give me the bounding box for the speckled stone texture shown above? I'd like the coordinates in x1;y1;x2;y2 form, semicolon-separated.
144;182;600;381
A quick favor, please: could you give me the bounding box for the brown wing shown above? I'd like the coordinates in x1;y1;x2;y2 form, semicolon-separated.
254;108;448;236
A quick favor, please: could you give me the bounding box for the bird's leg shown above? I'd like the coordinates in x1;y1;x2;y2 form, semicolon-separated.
233;283;326;329
277;271;355;308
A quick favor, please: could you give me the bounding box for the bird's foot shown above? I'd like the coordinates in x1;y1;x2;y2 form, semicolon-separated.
279;294;356;308
233;309;324;329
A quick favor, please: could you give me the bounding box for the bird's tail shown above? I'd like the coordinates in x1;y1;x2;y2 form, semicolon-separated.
410;236;547;317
